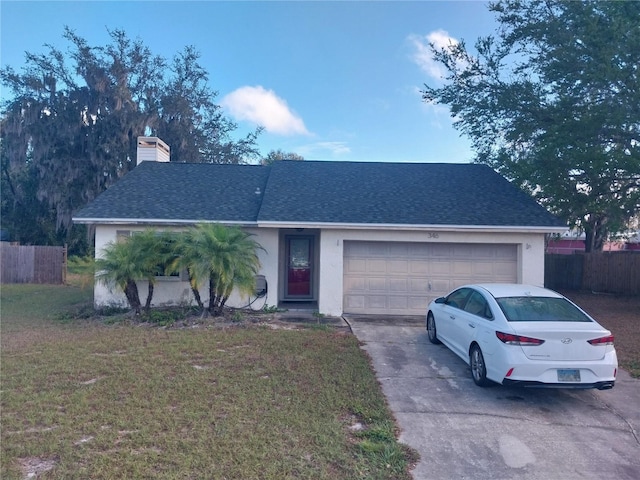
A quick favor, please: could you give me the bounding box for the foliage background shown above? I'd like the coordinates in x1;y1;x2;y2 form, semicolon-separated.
422;0;640;251
1;28;260;255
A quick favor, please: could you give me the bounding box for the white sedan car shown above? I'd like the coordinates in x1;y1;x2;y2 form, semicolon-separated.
426;284;617;390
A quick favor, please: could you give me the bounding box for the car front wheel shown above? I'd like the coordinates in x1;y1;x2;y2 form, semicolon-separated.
426;312;440;344
470;345;491;387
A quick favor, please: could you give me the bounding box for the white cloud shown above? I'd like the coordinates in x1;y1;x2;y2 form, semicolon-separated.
297;141;351;159
408;30;460;82
314;141;351;156
405;83;454;129
431;103;452;116
220;86;310;136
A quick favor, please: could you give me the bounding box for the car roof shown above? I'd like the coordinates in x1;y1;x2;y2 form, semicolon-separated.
469;284;564;299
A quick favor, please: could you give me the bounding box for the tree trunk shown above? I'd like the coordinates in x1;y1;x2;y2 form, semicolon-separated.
208;276;226;316
124;279;141;315
584;217;607;253
208;276;218;315
144;282;154;313
188;269;204;310
191;285;204;310
218;295;229;313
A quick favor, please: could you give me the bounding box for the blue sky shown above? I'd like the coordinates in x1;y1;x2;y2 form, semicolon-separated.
1;1;498;163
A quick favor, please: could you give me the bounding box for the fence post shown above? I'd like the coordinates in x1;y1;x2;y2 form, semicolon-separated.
63;244;68;285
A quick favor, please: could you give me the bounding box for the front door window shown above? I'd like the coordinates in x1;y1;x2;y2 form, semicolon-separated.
286;236;313;298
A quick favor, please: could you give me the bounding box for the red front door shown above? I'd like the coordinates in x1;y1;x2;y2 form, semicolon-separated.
285;236;313;298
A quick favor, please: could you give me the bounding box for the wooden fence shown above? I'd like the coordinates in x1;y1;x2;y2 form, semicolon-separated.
545;252;640;295
0;244;67;284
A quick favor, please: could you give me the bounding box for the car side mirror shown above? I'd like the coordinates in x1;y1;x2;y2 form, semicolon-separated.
434;297;446;304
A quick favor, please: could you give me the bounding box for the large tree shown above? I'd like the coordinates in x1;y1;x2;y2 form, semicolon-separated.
0;27;260;252
422;0;640;251
260;149;304;166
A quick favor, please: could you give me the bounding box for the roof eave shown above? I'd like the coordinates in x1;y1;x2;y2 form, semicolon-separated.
72;217;258;227
73;217;566;234
256;221;567;233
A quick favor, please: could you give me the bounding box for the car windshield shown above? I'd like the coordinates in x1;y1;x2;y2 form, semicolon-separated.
496;296;592;322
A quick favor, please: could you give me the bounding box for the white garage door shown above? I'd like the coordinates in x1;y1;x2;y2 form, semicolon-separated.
343;241;518;316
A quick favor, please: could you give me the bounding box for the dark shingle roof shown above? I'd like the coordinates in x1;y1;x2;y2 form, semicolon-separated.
73;160;565;228
258;161;564;227
74;162;270;222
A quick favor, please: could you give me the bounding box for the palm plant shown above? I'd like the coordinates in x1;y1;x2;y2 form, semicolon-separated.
95;239;145;315
95;229;173;314
172;224;263;316
170;230;205;311
127;230;177;313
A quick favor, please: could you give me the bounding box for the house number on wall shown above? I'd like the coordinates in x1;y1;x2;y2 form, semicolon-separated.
427;233;440;239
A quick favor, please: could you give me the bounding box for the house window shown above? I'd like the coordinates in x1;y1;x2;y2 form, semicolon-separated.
116;230;134;242
154;233;181;280
113;229;185;281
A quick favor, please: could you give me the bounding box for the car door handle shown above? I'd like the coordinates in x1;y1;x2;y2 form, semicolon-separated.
468;323;476;328
449;315;456;320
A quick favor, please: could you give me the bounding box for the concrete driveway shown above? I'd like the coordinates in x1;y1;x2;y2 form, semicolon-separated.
346;316;640;480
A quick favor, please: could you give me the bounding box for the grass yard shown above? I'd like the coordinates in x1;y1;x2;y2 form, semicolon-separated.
1;282;417;479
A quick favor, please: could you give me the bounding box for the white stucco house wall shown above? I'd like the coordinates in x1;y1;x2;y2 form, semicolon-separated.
74;137;566;317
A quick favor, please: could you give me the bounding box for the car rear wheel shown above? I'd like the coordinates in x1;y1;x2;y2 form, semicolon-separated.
470;345;491;387
426;312;440;344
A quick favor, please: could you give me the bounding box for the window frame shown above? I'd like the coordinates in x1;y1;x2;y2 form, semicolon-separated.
113;229;187;282
464;290;494;320
445;288;472;310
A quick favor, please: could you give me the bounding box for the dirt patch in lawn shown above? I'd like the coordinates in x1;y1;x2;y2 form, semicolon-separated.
19;456;58;478
560;290;640;377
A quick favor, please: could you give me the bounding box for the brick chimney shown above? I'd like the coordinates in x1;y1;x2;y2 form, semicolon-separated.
137;137;170;165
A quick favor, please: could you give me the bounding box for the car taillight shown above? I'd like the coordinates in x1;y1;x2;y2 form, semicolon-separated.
496;331;545;346
587;335;614;346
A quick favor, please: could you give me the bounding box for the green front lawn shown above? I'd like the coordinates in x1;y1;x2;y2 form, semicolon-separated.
0;282;417;479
